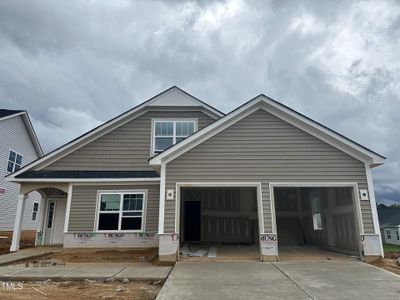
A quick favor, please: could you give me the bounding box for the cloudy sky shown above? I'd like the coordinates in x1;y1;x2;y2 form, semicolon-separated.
0;0;399;204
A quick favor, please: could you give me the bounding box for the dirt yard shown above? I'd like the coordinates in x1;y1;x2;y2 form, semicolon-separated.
46;248;158;263
0;280;161;300
0;231;36;255
370;251;400;275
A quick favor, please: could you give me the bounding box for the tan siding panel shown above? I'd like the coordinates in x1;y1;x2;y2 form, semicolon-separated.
68;184;159;232
165;109;374;234
44;110;215;171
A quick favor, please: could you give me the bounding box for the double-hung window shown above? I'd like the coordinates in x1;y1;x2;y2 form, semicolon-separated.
386;229;392;240
7;150;22;172
153;119;196;154
97;191;145;231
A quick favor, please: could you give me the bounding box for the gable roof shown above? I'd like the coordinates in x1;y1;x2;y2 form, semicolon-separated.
149;94;385;167
378;207;400;227
0;109;43;157
6;86;224;180
0;109;24;119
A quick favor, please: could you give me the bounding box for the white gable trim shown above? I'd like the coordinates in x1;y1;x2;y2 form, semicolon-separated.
149;95;384;166
7;86;223;179
0;111;43;157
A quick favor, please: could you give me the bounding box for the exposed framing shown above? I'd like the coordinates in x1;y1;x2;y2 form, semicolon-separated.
269;182;364;258
174;182;264;235
93;189;148;233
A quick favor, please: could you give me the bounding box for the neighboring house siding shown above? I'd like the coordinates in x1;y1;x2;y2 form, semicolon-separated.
43;109;215;171
165;109;373;233
383;227;400;245
0;116;42;231
68;183;160;232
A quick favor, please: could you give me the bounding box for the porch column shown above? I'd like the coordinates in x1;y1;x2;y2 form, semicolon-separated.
10;194;26;252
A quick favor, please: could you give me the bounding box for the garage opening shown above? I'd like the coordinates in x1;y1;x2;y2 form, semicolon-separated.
179;186;260;261
273;186;361;261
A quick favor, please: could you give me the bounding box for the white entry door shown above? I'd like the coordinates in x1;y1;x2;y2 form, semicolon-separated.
43;199;66;245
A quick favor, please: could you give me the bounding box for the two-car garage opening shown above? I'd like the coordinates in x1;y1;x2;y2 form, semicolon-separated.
178;185;361;261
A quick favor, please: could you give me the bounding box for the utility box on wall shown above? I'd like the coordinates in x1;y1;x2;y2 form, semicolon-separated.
359;189;369;201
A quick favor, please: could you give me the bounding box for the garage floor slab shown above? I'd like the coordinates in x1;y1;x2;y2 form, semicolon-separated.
156;261;400;300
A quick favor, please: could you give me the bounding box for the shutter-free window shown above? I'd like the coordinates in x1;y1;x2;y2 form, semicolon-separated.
7;150;22;172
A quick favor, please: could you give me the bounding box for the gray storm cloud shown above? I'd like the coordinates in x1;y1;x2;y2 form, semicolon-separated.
0;0;399;204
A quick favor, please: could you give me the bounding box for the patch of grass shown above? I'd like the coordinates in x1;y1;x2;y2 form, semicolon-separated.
383;243;400;253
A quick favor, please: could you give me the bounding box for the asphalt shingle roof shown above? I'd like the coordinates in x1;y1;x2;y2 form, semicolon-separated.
0;109;24;118
15;170;160;179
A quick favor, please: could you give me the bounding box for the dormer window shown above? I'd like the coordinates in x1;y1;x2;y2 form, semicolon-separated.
152;119;197;154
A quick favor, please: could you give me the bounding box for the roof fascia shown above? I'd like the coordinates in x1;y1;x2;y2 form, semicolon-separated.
150;95;384;166
7;86;222;179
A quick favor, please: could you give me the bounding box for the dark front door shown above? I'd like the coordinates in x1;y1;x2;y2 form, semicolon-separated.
184;201;201;242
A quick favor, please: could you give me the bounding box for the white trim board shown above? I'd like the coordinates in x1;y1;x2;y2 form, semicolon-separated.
150;96;384;167
268;181;364;258
93;189;148;233
1;111;43;157
7;86;223;180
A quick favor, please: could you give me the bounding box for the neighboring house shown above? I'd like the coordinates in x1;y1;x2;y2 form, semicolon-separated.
6;87;385;262
378;207;400;245
0;109;43;243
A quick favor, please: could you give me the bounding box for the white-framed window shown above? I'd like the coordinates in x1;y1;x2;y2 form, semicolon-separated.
151;119;197;154
96;191;146;232
32;202;39;221
311;192;322;230
397;230;400;240
386;229;392;240
7;150;22;172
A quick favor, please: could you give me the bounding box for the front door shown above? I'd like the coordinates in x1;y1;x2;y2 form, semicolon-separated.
43;199;66;245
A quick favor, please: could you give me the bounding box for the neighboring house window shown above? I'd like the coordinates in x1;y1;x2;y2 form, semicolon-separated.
386;229;392;240
7;150;22;172
152;120;196;154
97;191;145;231
32;202;39;221
311;193;322;230
397;230;400;240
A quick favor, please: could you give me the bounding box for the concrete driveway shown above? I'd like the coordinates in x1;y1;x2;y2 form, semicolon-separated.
156;261;400;300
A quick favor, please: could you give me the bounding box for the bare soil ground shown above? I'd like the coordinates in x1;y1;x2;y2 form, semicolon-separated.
47;248;158;263
0;280;161;300
0;237;35;256
370;252;400;275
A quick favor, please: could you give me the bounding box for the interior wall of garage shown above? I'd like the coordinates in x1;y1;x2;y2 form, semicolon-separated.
275;187;359;254
181;187;259;244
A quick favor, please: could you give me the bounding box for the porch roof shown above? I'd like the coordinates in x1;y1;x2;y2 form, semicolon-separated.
15;170;160;179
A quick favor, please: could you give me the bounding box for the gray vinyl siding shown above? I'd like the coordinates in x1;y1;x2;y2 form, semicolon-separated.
165;109;374;234
0;115;42;231
68;183;160;232
43;109;215;171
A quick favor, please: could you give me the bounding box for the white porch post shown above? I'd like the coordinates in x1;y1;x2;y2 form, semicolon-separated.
10;194;26;252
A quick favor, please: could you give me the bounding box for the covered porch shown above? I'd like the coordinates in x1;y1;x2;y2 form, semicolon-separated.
10;182;69;251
